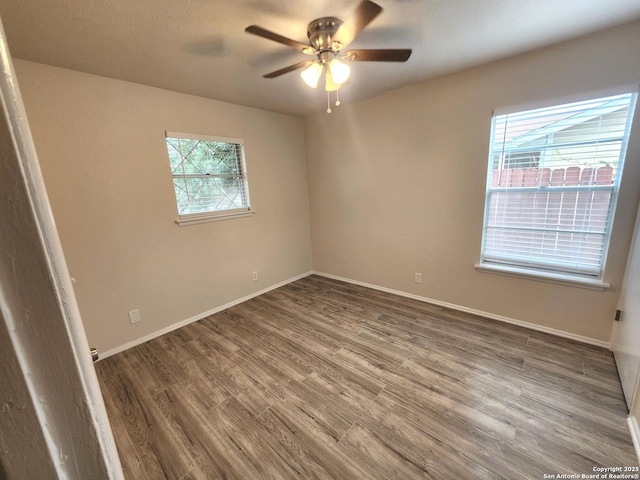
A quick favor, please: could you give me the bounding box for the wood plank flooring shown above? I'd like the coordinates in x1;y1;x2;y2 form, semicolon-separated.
95;275;638;479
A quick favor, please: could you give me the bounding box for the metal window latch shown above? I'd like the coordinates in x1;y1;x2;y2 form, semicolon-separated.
91;348;99;362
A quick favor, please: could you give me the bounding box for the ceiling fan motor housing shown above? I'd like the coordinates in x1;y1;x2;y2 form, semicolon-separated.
307;17;344;53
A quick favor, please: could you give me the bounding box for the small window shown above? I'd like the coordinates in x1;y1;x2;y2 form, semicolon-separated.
165;132;252;225
479;92;637;282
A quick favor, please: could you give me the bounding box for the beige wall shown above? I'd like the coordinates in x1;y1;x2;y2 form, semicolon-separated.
12;21;640;352
305;21;640;343
14;60;312;353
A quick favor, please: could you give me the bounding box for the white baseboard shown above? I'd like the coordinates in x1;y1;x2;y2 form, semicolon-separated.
628;416;640;464
99;271;313;360
312;271;611;350
99;268;610;360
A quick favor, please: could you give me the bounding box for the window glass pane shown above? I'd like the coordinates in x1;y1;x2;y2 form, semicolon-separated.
481;92;636;277
165;134;249;217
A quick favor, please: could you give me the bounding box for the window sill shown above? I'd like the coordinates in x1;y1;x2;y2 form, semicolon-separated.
176;209;255;226
474;263;610;291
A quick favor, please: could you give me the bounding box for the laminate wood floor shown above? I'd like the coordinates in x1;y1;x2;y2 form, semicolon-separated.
95;275;638;479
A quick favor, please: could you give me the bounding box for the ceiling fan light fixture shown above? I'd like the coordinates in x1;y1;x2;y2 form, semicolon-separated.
300;62;323;88
328;58;351;85
325;69;340;92
245;1;412;112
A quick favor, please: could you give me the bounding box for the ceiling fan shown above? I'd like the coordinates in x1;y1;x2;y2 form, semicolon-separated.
245;0;412;112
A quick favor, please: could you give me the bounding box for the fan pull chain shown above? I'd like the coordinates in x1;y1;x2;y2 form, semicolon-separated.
326;90;343;113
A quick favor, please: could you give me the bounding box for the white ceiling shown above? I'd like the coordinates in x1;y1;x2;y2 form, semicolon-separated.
1;0;639;116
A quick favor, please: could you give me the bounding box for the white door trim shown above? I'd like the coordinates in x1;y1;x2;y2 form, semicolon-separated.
0;15;123;478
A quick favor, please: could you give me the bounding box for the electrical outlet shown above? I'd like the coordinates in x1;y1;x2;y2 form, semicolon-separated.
252;271;259;281
128;309;141;324
414;272;423;284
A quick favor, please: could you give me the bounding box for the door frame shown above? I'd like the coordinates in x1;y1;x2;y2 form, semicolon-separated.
0;16;123;479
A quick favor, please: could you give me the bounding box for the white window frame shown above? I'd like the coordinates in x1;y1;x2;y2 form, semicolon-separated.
165;132;254;226
476;89;637;290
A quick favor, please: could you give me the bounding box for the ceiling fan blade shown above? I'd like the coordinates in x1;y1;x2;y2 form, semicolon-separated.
245;25;312;53
263;61;312;78
343;49;412;62
333;0;383;48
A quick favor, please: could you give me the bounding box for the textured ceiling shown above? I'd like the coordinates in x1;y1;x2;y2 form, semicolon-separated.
1;0;640;116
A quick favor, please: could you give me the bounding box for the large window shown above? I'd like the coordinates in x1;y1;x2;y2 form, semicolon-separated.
165;132;252;225
479;92;636;283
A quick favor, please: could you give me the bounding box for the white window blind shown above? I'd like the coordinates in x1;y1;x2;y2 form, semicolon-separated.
165;132;251;220
480;92;636;278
